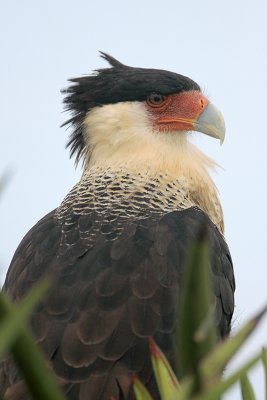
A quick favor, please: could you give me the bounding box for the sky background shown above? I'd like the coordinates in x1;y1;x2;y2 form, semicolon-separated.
1;1;267;398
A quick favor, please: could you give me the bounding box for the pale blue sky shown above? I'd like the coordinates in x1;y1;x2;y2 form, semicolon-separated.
1;1;267;398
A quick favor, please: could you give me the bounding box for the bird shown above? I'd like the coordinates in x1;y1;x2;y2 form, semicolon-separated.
0;52;235;400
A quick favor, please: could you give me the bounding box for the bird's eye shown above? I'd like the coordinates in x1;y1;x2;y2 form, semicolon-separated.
147;93;167;107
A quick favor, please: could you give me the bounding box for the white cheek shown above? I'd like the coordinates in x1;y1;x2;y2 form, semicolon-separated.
82;101;194;169
83;102;154;148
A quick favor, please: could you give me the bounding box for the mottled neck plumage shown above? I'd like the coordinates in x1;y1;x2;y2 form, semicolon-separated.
57;162;224;235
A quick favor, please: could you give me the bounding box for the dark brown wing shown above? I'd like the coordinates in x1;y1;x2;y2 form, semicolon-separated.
0;207;235;400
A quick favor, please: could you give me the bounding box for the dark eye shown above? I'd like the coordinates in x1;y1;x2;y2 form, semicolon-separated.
147;93;167;107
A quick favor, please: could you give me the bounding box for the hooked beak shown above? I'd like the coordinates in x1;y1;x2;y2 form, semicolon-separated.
193;101;225;145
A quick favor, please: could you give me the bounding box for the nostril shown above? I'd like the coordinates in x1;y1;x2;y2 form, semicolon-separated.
200;99;205;109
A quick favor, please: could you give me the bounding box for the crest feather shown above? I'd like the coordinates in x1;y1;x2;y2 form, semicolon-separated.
99;52;125;68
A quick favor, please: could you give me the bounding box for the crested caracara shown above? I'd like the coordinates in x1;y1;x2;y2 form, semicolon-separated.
0;53;235;400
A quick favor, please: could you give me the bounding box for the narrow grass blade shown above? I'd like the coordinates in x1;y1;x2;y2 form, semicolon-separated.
149;338;180;399
177;226;217;382
132;373;153;400
10;328;66;400
200;305;267;383
262;347;267;400
0;278;50;356
240;373;256;400
194;352;261;400
174;376;195;400
0;279;66;400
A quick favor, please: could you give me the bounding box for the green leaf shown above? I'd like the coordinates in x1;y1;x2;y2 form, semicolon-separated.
174;377;195;400
199;305;267;384
149;338;180;399
0;278;51;357
177;226;217;385
0;279;66;400
262;347;267;400
132;373;153;400
194;351;262;400
240;373;256;400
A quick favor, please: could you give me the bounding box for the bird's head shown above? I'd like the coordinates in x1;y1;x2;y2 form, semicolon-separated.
62;53;225;175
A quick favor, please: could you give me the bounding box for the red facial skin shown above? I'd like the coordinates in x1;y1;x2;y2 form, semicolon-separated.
145;91;209;132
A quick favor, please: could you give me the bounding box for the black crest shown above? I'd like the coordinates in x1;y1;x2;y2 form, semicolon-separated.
62;52;200;164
